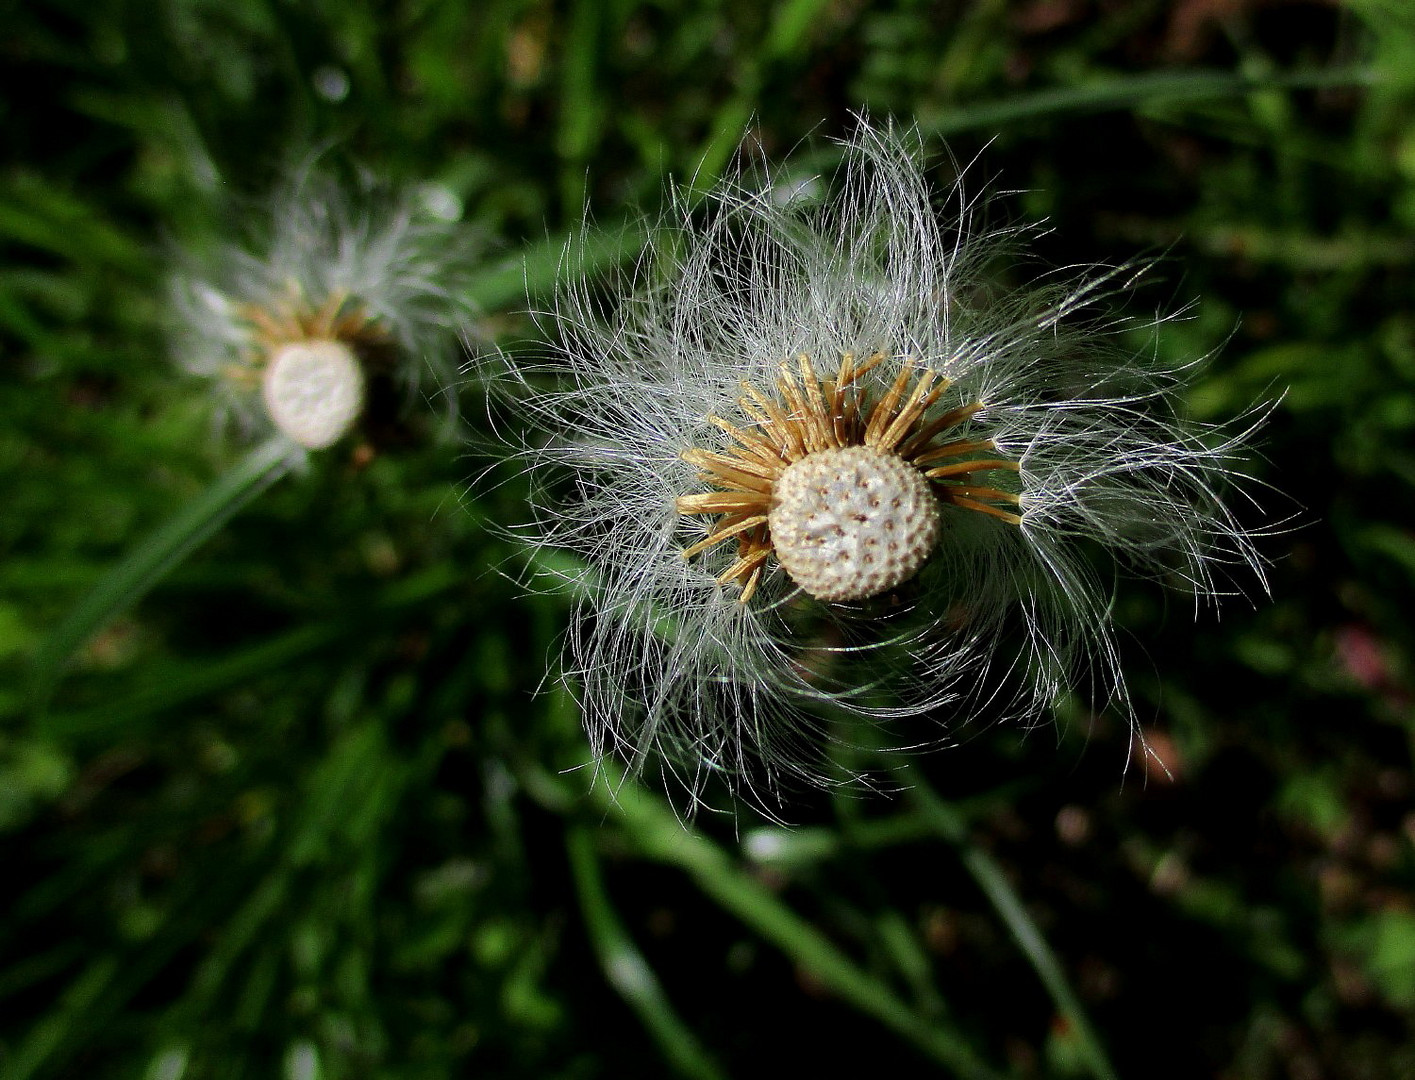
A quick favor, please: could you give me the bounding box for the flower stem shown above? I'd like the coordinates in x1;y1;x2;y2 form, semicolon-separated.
566;826;728;1080
900;767;1120;1080
30;434;300;714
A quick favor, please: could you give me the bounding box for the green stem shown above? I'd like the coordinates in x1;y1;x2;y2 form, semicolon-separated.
581;774;1004;1080
902;769;1120;1080
566;826;728;1080
30;434;299;713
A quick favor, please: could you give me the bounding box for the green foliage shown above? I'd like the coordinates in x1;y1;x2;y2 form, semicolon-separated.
3;2;1415;1078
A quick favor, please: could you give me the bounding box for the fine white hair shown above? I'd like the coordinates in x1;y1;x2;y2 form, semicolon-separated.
169;162;476;441
494;116;1274;813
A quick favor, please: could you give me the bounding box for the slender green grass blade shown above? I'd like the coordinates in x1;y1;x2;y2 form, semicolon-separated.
0;941;89;1004
570;769;1005;1080
4;955;121;1080
923;65;1375;136
903;769;1120;1080
686;0;836;190
467;220;651;313
566;826;728;1080
35;622;343;739
36;565;463;739
29;435;300;713
556;0;604;216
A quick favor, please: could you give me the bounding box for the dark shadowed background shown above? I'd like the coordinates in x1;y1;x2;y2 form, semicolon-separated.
3;2;1414;1077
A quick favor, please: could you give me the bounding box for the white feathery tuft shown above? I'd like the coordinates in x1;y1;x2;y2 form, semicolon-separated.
169;164;477;447
493;116;1277;812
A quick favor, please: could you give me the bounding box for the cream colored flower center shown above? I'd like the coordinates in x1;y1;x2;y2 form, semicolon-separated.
675;353;1021;604
768;445;941;602
261;340;364;450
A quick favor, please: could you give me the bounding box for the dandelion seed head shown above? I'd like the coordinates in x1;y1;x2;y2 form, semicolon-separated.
170;162;476;449
497;115;1276;811
769;445;941;603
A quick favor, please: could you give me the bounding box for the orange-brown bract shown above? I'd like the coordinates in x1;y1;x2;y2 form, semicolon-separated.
677;351;1020;603
231;287;390;386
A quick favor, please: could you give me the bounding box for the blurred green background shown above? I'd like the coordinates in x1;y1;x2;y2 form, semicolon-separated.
4;1;1415;1077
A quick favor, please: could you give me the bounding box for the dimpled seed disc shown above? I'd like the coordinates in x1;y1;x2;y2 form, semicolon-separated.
768;445;941;602
262;340;364;450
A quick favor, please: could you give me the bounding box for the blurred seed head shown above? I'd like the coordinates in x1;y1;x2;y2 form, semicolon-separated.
261;340;364;451
169;162;477;451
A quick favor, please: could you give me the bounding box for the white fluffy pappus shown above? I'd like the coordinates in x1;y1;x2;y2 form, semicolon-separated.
169;164;476;450
502;118;1274;812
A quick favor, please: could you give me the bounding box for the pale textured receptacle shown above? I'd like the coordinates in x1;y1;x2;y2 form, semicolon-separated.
261;340;364;450
769;445;942;602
